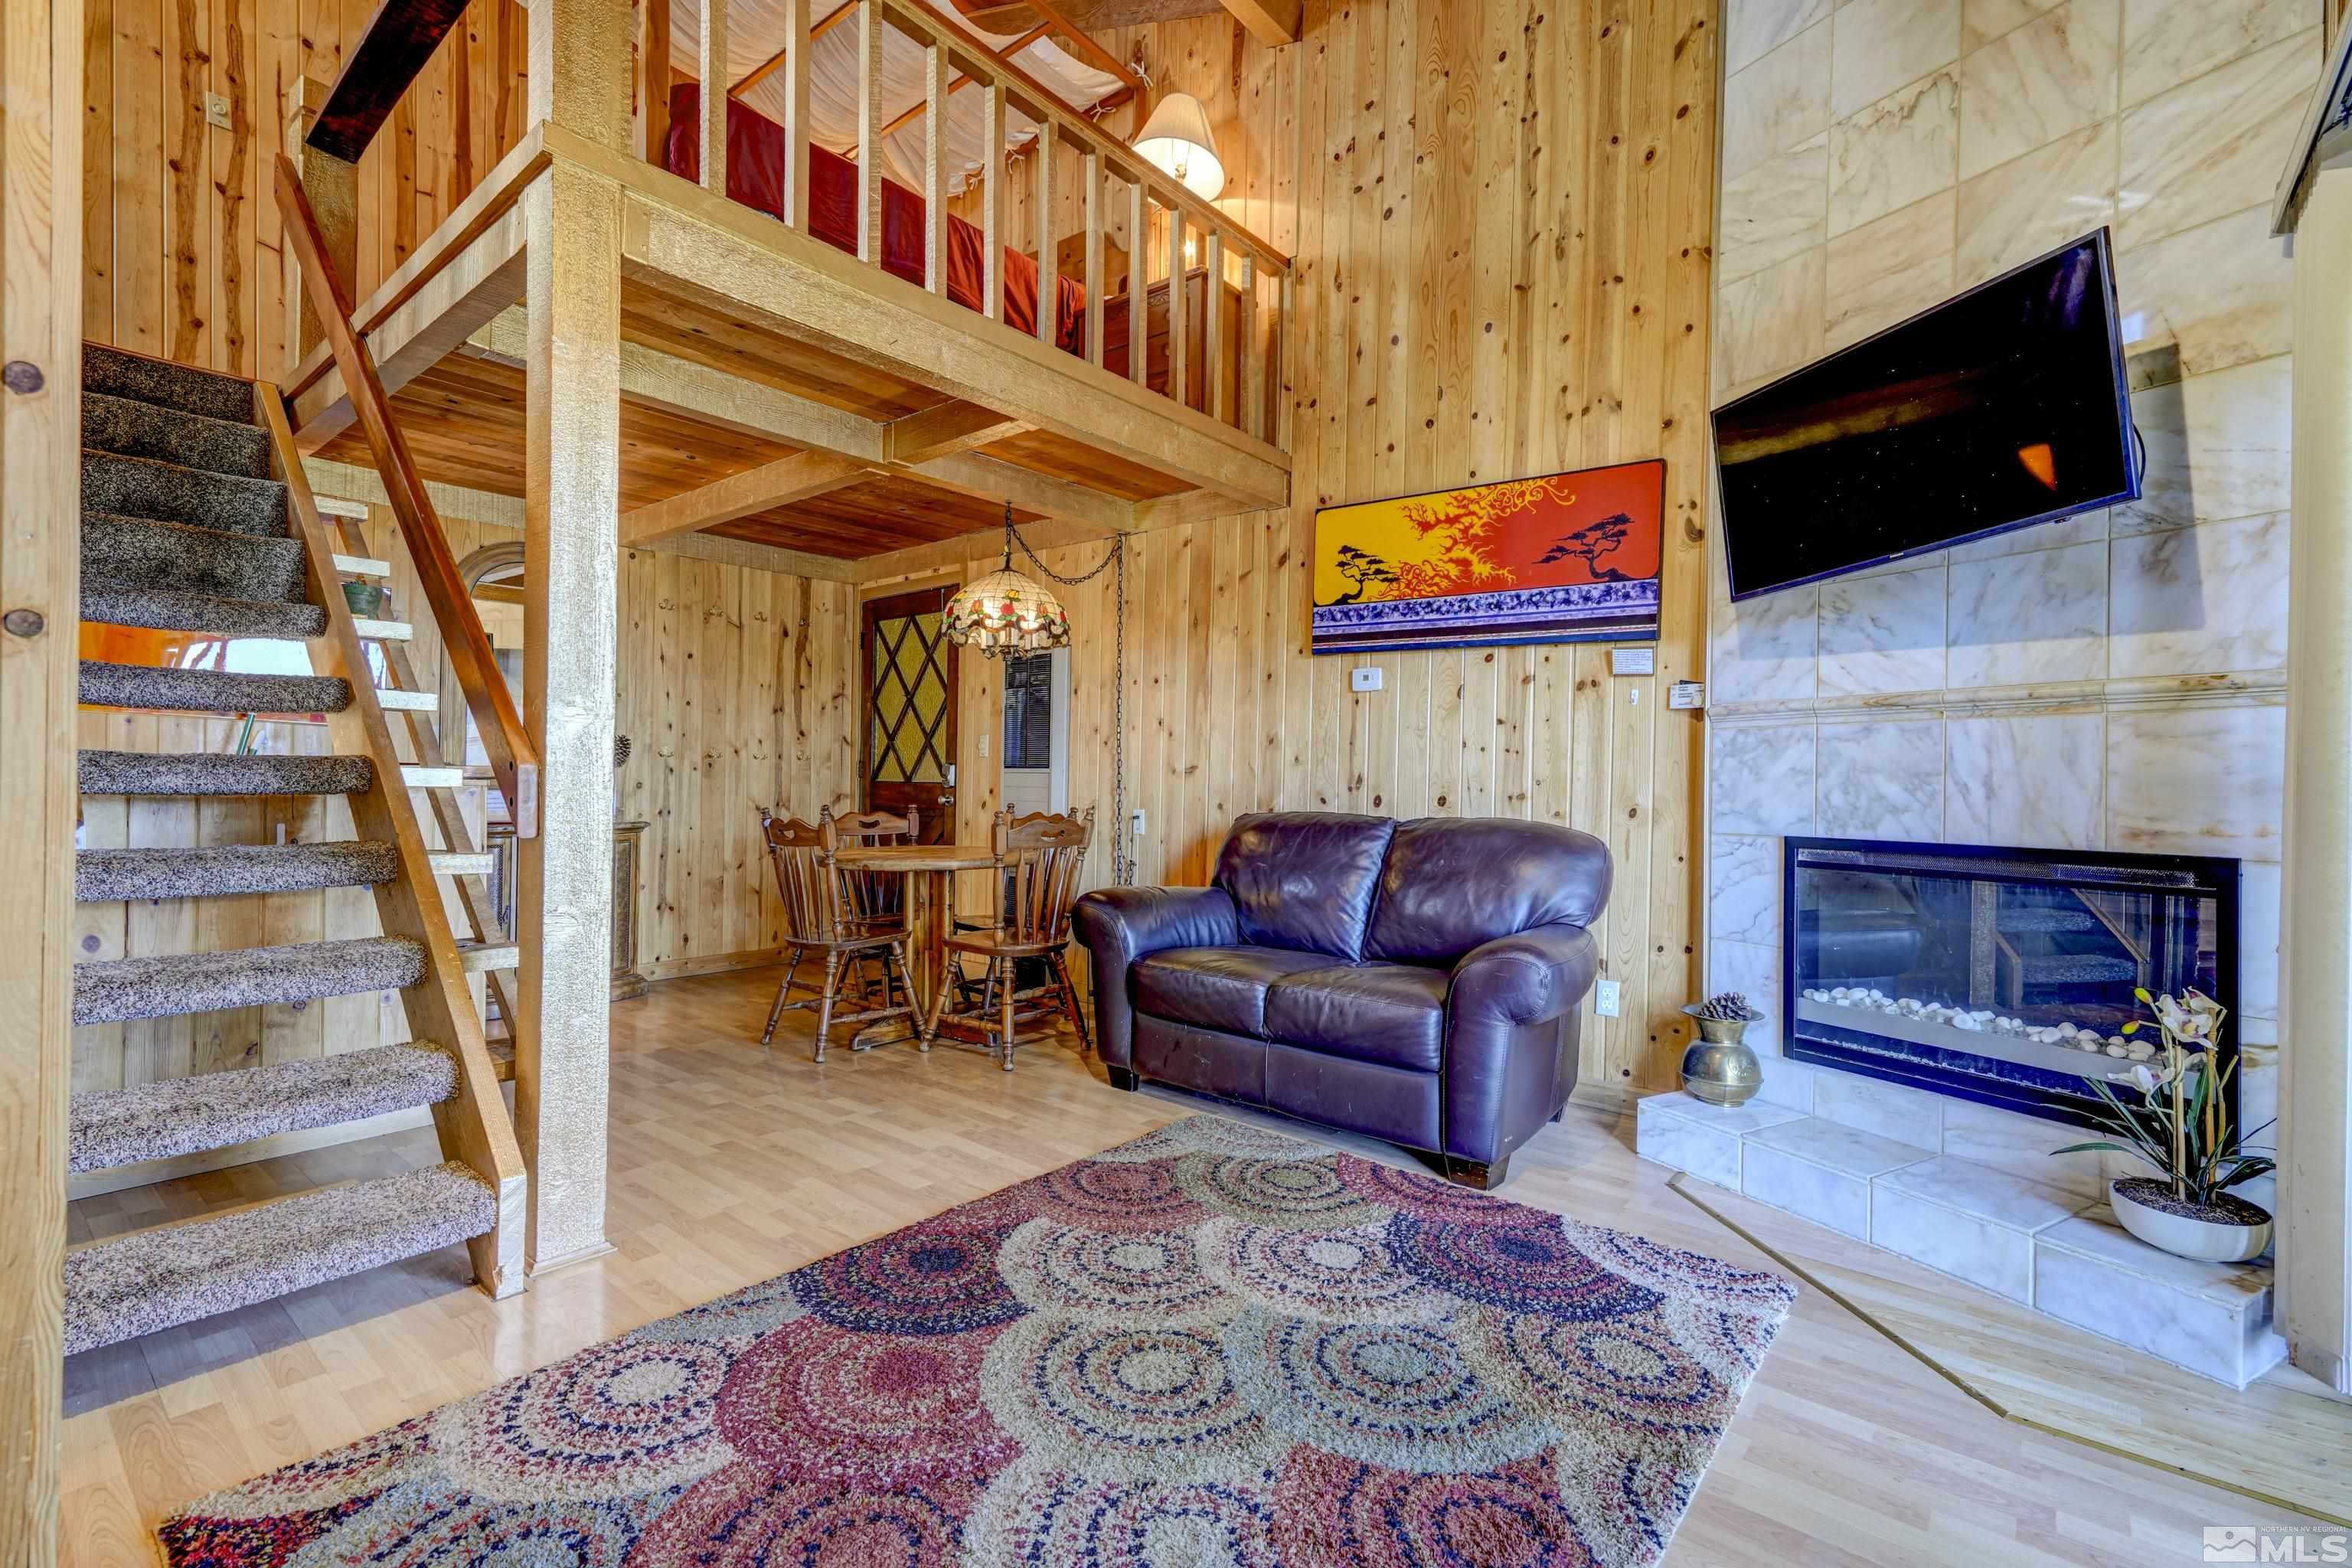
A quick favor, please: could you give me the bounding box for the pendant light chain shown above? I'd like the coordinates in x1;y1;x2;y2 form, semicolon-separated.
1004;518;1132;886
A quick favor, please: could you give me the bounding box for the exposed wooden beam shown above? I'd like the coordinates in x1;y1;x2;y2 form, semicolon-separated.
956;0;1229;29
310;0;472;162
883;400;1031;463
1217;0;1300;46
733;1;858;100
619;450;878;545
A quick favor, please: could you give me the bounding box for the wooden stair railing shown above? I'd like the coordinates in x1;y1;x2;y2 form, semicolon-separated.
680;0;1291;444
272;151;542;838
254;382;529;1298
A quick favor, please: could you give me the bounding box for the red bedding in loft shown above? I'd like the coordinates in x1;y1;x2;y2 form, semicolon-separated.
664;85;1090;352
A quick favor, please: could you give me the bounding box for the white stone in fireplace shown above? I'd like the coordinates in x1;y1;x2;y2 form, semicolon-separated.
1636;1086;2286;1388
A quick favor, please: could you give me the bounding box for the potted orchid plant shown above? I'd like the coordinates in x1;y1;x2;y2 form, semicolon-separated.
2052;986;2275;1263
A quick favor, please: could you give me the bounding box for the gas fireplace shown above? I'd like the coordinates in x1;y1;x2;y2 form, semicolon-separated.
1782;838;2240;1133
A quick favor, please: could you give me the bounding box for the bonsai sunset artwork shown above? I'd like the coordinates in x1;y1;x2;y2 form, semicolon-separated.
1309;458;1665;653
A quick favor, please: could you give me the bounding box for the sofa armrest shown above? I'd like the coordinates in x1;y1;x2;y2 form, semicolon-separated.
1071;886;1241;1069
1442;923;1600;1162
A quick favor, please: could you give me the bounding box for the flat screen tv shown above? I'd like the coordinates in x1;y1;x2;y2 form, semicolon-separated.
1713;230;2138;600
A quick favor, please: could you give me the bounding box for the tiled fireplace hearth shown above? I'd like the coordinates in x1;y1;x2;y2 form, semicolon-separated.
1637;1093;2284;1388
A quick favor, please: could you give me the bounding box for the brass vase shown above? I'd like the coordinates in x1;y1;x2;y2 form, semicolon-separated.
1679;1005;1763;1106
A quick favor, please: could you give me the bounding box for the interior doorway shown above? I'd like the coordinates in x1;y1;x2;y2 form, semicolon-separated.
860;585;959;841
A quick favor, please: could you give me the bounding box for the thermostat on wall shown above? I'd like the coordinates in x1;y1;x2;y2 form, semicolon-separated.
1610;648;1655;676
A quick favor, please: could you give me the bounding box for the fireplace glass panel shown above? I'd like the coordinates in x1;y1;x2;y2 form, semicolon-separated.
1782;838;2239;1132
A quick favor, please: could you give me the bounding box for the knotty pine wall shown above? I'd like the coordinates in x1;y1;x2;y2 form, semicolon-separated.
80;0;531;377
893;0;1720;1103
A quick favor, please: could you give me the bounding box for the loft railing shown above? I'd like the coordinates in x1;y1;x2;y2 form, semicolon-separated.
679;0;1292;443
273;152;542;838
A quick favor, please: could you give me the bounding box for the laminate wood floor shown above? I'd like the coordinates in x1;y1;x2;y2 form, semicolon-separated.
57;968;2350;1565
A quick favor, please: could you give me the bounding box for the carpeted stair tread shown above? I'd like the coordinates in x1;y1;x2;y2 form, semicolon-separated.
77;841;400;902
73;936;425;1024
78;750;374;796
79;660;350;716
83;449;287;537
80;586;325;641
83;390;272;479
81;511;307;605
2001;908;2102;933
83;343;260;426
68;1043;457;1174
63;1161;494;1354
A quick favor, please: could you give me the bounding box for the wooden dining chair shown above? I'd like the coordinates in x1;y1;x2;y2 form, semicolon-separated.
829;805;918;1001
925;808;1094;1072
757;807;929;1063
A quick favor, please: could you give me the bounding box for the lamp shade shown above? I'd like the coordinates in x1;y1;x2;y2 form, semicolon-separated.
1132;92;1226;203
943;565;1069;657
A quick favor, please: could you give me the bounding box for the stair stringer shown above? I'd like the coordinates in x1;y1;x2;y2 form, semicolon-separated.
256;382;527;1298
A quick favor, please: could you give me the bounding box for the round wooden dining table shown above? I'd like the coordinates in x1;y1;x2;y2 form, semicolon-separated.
831;841;996;1018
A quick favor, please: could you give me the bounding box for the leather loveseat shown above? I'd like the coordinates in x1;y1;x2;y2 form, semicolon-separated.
1071;812;1612;1187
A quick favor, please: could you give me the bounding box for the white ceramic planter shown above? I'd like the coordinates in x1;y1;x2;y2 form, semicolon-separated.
2109;1181;2272;1264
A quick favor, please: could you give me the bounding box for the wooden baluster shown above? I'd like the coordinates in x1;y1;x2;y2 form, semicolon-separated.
1240;255;1261;439
856;0;883;264
697;0;727;195
645;0;672;165
1205;232;1226;424
782;0;812;230
1278;271;1295;446
923;39;949;295
1033;118;1057;345
1166;202;1187;409
1083;151;1104;368
1126;178;1148;387
980;82;1005;322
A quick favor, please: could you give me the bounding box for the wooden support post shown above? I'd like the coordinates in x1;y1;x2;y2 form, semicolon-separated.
1033;119;1057;344
1165;202;1187;409
856;0;884;264
1083;152;1104;368
283;77;359;369
923;42;949;293
1126;178;1148;387
980;83;1005;322
782;0;812;230
521;0;630;1274
1;0;79;1558
2283;160;2352;1395
697;0;728;195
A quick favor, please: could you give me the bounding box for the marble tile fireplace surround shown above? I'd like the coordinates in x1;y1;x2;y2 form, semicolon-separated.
1642;833;2279;1388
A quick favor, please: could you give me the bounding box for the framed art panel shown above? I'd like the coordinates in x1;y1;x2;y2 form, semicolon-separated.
1309;459;1664;653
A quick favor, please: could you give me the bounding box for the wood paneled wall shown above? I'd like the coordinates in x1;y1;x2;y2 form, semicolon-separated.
897;0;1719;1101
80;0;531;377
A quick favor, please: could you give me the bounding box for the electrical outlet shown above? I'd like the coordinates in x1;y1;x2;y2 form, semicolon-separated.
1351;665;1383;692
978;733;989;758
204;92;233;130
1595;979;1622;1017
1131;808;1147;838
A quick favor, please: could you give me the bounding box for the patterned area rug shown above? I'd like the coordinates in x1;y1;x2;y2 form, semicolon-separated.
160;1115;1795;1566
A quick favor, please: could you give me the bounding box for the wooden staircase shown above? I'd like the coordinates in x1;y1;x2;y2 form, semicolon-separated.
67;343;527;1354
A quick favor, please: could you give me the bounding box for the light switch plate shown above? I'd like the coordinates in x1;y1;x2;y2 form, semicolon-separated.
1595;979;1622;1017
204;92;233;129
1131;808;1147;838
1351;666;1383;692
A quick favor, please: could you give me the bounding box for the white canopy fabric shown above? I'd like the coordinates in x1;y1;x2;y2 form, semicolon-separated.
666;0;1129;194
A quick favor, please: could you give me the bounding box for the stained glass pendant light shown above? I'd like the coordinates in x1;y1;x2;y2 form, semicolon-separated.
943;506;1070;657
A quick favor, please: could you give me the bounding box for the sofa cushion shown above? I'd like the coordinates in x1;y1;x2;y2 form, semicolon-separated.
1366;816;1613;965
1133;946;1331;1037
1214;812;1397;961
1263;963;1450;1073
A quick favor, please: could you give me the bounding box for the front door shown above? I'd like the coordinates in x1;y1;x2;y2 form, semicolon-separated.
861;585;959;842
